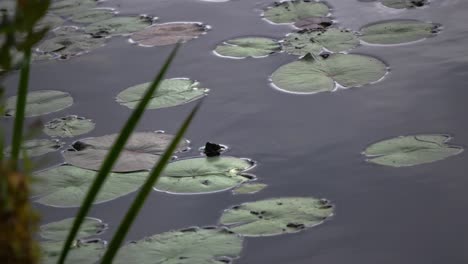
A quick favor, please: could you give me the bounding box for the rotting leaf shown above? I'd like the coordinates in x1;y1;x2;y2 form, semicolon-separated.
43;115;95;138
263;0;330;24
40;217;107;241
294;16;333;30
214;37;281;59
5;90;73;117
360;20;440;45
130;22;208;47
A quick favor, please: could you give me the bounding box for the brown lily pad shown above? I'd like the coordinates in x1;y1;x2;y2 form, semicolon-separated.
294;17;333;30
130;22;208;47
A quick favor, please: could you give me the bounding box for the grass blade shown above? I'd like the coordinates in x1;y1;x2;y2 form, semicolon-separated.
100;102;201;264
57;44;180;264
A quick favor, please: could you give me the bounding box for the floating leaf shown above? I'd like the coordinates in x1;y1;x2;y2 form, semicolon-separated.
33;165;148;207
220;197;334;237
130;22;207;47
116;78;208;110
114;227;243;264
50;0;97;16
40;217;107;241
381;0;427;9
63;131;189;172
214;37;281;58
154;157;254;194
41;239;105;264
43;115;95;138
85;16;152;37
363;134;463;167
4;139;63;158
360;20;439;45
71;8;116;24
233;183;267;194
271;53;387;94
263;0;330;24
5;90;73;117
37;34;106;59
283;28;359;56
52;26;82;36
36;14;64;30
294;16;333;30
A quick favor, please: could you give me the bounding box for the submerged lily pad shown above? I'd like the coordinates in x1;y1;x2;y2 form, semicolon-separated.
130;22;207;47
214;37;281;58
40;217;107;241
381;0;428;9
5;90;73;117
41;239;105;264
271;53;387;94
154;157;254;194
50;0;97;16
43;115;95;138
283;28;359;56
116;78;208;110
114;227;243;264
263;0;330;24
63;132;189;172
33;165;148;207
37;34;106;59
363;134;463;167
85;16;152;37
71;8;116;24
360;20;438;45
233;183;267;194
5;139;63;158
220;197;334;237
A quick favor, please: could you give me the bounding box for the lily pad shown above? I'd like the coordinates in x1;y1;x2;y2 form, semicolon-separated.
130;22;207;47
233;183;267;194
37;34;106;59
116;78;208;110
85;16;152;37
283;28;359;56
52;26;82;36
63;131;189;172
43;115;95;138
363;134;463;167
71;8;116;24
360;20;439;45
263;0;330;24
114;227;243;264
214;37;281;58
36;14;64;30
271;53;387;94
41;239;105;264
40;217;107;241
33;165;148;207
5;90;73;117
50;0;97;16
381;0;428;9
154;157;254;194
4;139;63;158
294;16;333;30
220;197;334;237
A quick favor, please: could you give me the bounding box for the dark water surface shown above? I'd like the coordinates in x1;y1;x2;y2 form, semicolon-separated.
3;0;468;263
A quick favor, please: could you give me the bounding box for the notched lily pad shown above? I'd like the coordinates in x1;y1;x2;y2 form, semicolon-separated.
154;156;255;194
214;37;281;59
33;165;148;207
41;239;105;264
116;78;208;110
5;139;63;158
263;0;330;24
220;197;334;236
114;227;243;264
37;34;106;59
43;115;95;138
40;217;107;241
283;28;359;56
360;20;439;45
130;22;208;47
233;183;267;194
381;0;428;9
5;90;73;117
71;8;116;24
363;134;463;167
85;16;153;37
271;53;387;94
63;131;189;172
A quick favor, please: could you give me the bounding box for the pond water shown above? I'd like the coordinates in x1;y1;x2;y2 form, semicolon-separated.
3;0;468;263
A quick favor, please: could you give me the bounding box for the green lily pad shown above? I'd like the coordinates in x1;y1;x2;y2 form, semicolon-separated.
263;0;330;24
71;8;116;24
114;227;243;264
360;20;439;45
233;183;267;194
63;131;189;172
130;22;207;47
271;53;387;94
381;0;428;9
43;115;95;138
154;157;254;194
41;239;105;264
33;165;148;207
37;34;106;59
116;78;208;110
283;28;359;56
85;16;153;37
220;197;334;237
36;14;64;30
50;0;97;16
40;217;107;241
4;139;63;158
5;90;73;117
52;26;82;36
214;37;281;58
363;134;463;167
